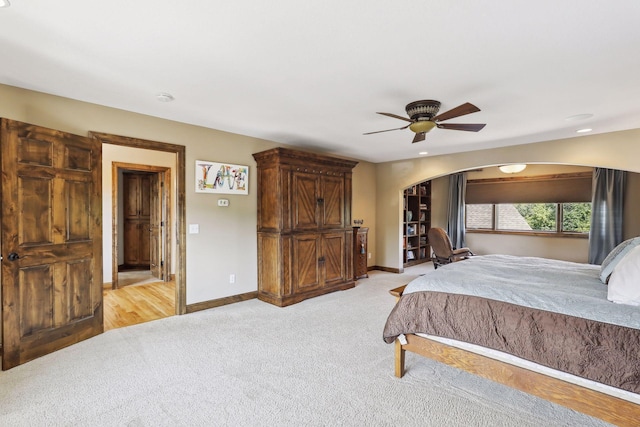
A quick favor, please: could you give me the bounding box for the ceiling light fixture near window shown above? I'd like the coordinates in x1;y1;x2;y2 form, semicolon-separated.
499;164;527;174
156;92;174;102
576;128;593;133
0;0;10;8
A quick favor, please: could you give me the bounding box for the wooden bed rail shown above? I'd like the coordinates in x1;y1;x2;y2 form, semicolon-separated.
389;285;640;426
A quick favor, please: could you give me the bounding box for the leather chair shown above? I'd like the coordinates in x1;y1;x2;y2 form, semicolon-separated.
427;227;473;269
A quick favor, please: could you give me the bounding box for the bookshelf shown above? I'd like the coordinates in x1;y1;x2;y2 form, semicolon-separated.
403;180;431;267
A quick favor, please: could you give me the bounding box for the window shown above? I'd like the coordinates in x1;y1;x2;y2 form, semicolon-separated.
466;203;591;233
465;172;592;237
466;202;591;235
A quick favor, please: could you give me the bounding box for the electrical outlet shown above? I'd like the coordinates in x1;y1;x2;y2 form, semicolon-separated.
229;274;235;284
218;199;229;207
368;252;372;259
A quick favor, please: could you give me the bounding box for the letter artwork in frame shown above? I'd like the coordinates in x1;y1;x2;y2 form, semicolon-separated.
195;160;249;195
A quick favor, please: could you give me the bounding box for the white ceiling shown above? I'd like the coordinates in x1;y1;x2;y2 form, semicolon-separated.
1;1;639;163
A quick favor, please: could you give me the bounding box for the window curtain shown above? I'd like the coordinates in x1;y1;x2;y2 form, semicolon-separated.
447;172;467;249
588;168;626;264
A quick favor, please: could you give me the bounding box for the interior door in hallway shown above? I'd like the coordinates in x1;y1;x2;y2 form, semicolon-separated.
1;119;103;370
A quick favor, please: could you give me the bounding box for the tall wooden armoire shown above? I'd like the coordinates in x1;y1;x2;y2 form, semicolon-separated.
253;148;358;307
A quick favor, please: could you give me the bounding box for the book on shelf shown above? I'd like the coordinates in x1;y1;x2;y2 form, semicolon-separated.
407;250;415;260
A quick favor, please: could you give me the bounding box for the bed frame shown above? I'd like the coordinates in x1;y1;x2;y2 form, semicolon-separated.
389;285;640;427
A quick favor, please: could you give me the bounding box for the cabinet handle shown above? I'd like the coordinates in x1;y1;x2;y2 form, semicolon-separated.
318;256;325;263
317;198;324;204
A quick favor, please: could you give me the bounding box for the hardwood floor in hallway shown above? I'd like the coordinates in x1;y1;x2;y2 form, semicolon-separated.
103;280;175;331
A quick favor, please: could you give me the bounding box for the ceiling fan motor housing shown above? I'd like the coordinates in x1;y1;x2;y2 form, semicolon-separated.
405;100;441;120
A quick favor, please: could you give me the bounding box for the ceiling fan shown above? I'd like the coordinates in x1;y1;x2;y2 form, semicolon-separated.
364;100;486;143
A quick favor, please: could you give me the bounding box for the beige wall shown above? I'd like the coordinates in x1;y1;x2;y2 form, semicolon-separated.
2;82;638;299
0;84;376;305
352;161;377;266
375;130;640;269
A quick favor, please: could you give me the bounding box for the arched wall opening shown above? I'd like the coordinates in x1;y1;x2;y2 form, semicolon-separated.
374;129;640;270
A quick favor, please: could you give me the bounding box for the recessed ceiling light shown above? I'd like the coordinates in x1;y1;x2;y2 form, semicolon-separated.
565;113;593;121
0;0;11;8
156;93;174;102
576;128;593;133
418;151;428;156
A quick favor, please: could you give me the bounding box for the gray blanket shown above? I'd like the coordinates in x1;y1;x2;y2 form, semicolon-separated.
402;255;640;328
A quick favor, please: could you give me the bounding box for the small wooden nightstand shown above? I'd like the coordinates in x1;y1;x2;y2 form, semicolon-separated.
353;227;369;280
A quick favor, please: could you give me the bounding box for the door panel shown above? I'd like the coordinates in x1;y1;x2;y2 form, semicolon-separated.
1;119;102;370
292;234;321;292
123;175;139;218
123;221;141;265
322;232;346;286
139;175;151;218
292;172;318;230
321;176;344;228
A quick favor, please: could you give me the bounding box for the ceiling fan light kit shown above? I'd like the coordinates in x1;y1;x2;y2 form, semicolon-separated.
409;120;437;133
365;99;486;143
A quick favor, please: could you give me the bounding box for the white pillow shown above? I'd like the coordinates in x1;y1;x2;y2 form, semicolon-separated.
607;245;640;306
600;237;640;283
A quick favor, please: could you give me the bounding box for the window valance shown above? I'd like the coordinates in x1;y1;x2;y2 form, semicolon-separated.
466;172;592;204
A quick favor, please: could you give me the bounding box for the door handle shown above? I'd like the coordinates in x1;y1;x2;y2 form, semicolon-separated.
7;252;20;261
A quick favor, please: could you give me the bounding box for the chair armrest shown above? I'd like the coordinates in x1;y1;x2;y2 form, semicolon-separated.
452;248;471;256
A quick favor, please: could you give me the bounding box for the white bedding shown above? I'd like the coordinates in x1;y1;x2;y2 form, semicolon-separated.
404;254;640;328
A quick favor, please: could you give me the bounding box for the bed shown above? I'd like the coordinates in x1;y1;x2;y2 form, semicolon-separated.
383;254;640;426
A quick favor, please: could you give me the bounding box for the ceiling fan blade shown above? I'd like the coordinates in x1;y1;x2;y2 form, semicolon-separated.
376;112;413;123
432;102;480;122
363;124;411;135
436;123;486;132
412;132;426;143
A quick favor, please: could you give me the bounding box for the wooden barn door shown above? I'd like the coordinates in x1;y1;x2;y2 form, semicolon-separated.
1;119;103;370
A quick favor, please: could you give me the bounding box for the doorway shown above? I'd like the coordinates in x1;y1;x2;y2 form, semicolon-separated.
90;131;187;316
112;164;171;289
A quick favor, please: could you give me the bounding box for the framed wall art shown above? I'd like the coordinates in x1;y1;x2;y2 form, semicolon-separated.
195;160;249;195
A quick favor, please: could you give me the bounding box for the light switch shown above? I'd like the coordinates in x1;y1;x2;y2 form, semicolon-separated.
189;224;199;234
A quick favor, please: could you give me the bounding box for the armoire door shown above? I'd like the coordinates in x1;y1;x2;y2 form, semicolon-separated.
322;232;346;286
1;119;103;370
292;171;319;230
292;233;322;292
320;175;344;228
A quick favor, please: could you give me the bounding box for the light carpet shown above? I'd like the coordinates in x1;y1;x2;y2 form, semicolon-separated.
0;267;611;426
